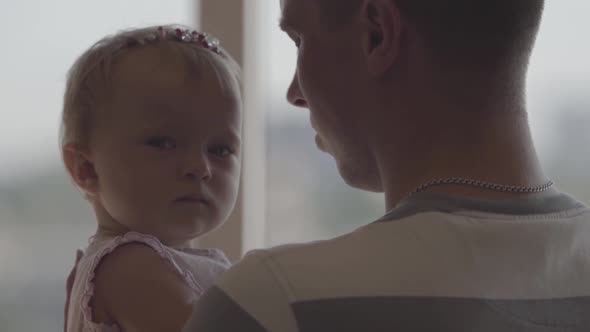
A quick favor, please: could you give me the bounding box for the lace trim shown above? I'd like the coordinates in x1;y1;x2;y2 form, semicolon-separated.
80;232;204;331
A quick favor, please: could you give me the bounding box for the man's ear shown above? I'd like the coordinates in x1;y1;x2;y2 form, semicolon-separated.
360;0;403;77
63;143;99;197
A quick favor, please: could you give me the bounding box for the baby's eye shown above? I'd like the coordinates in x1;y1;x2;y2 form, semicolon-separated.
146;136;177;150
208;145;233;158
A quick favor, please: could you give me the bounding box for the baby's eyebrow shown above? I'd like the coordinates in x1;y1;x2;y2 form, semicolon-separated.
224;128;242;145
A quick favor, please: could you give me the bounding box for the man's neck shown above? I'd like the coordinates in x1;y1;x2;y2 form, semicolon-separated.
375;74;549;210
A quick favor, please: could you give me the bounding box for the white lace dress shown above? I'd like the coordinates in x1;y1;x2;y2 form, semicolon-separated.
66;232;231;332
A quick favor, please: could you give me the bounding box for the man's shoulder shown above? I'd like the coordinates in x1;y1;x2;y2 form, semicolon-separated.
223;215;434;282
185;242;312;332
219;237;342;286
235;225;377;272
216;222;408;300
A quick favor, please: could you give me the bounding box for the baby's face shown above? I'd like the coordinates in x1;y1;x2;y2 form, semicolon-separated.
89;46;242;246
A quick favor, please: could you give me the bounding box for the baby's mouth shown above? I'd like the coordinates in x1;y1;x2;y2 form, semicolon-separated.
174;194;210;205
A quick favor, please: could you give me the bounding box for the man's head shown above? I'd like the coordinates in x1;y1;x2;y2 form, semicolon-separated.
315;0;545;67
280;0;545;192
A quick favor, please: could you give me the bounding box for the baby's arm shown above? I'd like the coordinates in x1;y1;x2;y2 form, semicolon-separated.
92;243;196;332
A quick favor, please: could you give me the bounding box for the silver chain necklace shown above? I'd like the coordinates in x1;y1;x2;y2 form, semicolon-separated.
412;178;554;195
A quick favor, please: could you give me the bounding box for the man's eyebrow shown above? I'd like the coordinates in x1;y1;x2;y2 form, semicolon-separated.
278;17;293;31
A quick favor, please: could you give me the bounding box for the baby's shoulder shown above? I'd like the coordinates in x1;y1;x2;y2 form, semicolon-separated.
94;241;197;302
95;241;179;280
91;241;197;330
89;232;203;297
71;232;213;331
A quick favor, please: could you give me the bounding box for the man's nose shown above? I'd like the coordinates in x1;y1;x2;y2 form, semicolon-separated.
286;71;308;108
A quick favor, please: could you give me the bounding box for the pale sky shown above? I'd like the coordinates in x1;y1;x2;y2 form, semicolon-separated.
1;0;589;179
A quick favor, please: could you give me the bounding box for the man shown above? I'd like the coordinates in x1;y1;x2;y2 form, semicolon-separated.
183;0;590;330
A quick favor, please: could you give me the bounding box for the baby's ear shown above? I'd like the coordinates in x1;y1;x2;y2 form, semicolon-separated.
63;143;99;197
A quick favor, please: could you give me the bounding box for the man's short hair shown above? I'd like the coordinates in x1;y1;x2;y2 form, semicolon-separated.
319;0;545;67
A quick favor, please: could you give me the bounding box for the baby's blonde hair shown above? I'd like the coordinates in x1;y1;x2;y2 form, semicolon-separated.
60;24;241;150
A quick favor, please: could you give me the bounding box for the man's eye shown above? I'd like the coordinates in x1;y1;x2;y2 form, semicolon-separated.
146;137;177;150
208;145;233;158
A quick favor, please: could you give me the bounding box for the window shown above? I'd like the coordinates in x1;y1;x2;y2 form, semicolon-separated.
0;1;195;330
1;1;588;331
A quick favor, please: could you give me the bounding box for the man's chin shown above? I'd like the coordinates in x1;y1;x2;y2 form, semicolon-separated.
336;161;383;193
315;134;328;152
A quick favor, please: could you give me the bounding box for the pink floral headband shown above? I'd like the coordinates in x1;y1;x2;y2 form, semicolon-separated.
157;26;222;55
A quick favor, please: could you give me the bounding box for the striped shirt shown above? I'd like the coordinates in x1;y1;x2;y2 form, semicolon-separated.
183;191;590;331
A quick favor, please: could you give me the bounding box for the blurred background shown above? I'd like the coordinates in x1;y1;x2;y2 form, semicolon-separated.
0;0;589;330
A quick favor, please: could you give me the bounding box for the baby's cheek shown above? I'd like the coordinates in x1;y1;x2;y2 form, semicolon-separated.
103;181;148;221
220;177;240;212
